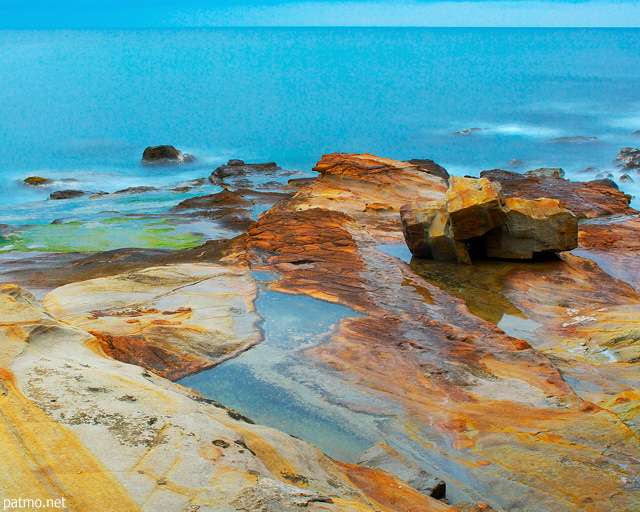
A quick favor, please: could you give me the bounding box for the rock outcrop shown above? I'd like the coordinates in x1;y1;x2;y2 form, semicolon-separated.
401;177;578;262
480;169;635;218
23;176;53;186
1;284;453;512
614;147;640;171
141;145;194;165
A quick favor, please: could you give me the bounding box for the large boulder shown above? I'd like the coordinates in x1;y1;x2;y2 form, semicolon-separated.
141;145;194;165
484;197;578;259
445;176;508;240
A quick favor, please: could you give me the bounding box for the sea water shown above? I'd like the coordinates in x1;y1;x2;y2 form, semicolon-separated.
1;28;640;210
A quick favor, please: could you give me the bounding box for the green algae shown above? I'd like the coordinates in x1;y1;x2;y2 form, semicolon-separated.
0;217;203;253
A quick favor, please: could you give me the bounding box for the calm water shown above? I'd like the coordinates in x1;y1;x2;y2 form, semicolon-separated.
1;28;640;209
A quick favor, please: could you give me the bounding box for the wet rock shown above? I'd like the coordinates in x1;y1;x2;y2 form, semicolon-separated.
358;443;446;498
172;189;252;210
633;130;640;136
614;147;640;171
407;158;450;182
48;189;92;200
508;158;523;167
451;128;481;135
578;166;600;174
1;284;431;512
587;178;618;189
141;145;194;165
210;160;282;182
484;197;578;259
620;174;634;183
480;169;635;218
455;502;498;512
42;264;263;381
525;167;565;178
113;186;158;195
23;176;53;186
548;136;600;144
445;176;508;240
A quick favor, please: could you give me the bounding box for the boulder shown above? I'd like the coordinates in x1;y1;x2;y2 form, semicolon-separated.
614;147;640;171
525;167;565;178
141;145;194;165
23;176;53;187
484;197;578;259
620;174;634;183
445;177;508;240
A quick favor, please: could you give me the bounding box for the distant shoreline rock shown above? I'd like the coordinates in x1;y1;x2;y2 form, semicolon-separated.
141;145;194;165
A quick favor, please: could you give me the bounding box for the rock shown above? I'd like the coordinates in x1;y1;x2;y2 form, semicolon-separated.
455;502;499;512
451;128;481;136
525;167;565;178
445;176;508;240
578;166;600;174
508;158;523;166
484;197;578;259
587;178;618;189
41;264;263;381
480;169;635;218
172;189;252;210
614;147;640;171
358;443;446;498
113;186;158;195
1;284;443;512
633;130;640;136
210;161;282;182
620;174;634;183
48;189;91;200
548;136;600;144
407;158;450;182
141;145;194;165
23;176;53;186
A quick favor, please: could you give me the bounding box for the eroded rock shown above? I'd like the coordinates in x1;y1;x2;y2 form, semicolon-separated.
23;176;53;186
614;147;640;171
141;145;194;165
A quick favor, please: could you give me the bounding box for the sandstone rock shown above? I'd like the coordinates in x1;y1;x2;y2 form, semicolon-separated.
525;167;565;178
407;158;450;182
42;264;263;381
358;443;446;498
614;147;640;171
23;176;53;186
141;145;194;165
1;284;446;512
484;197;578;259
480;169;635;218
445;176;507;240
587;178;618;189
113;186;158;195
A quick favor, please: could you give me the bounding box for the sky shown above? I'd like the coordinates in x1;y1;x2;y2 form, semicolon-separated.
0;0;639;28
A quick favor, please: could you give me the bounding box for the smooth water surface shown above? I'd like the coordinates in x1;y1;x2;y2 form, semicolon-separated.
1;28;640;210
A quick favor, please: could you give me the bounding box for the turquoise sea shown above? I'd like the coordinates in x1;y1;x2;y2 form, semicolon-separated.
1;27;639;209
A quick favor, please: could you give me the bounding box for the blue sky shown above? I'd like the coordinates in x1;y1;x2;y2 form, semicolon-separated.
1;0;639;28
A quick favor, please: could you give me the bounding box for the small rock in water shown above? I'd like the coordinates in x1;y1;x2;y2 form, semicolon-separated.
141;145;194;165
548;136;600;144
633;130;640;136
113;186;158;195
620;174;634;183
525;168;565;178
23;176;53;187
577;167;600;174
49;190;90;200
587;178;618;190
209;160;282;183
508;158;523;166
614;147;640;171
451;127;482;136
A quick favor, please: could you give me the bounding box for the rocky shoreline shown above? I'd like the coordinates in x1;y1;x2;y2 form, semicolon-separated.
1;151;639;511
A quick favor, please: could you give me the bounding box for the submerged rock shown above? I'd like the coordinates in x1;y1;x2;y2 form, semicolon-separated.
548;136;600;144
23;176;53;186
141;145;194;165
113;186;158;195
210;160;282;182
